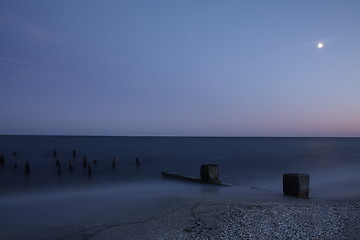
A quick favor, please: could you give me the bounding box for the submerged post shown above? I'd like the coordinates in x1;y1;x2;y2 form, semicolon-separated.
283;173;309;198
68;160;74;171
83;157;87;168
0;154;4;166
24;161;30;174
200;164;219;183
88;165;92;176
112;157;116;168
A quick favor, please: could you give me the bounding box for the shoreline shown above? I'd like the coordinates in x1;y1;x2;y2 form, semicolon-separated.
1;185;359;240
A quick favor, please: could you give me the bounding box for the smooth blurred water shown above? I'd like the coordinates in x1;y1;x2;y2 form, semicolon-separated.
0;136;359;200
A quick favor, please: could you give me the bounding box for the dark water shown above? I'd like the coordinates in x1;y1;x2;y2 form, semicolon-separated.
0;136;360;200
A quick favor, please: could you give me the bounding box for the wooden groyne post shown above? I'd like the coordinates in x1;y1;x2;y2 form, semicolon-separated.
283;173;309;198
24;161;30;174
112;157;116;168
68;160;74;171
83;157;87;168
0;154;4;166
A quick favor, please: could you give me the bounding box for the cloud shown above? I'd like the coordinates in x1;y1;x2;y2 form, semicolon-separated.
0;13;71;45
0;56;34;65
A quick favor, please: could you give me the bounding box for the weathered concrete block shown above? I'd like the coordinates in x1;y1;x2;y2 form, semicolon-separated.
283;173;309;198
200;164;219;183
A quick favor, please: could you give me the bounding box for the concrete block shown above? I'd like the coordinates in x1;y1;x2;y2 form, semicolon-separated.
200;164;219;183
283;173;309;198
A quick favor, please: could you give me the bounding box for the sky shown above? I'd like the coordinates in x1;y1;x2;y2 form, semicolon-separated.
0;0;359;137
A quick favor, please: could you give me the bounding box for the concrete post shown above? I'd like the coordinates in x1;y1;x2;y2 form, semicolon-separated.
200;164;219;183
283;173;309;198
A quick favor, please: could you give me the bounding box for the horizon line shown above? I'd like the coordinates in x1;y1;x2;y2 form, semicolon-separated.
0;134;359;138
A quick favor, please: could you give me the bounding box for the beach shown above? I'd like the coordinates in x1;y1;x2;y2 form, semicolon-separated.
1;136;360;239
0;184;359;240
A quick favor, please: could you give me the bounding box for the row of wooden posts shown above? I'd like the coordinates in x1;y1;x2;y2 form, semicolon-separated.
0;150;141;176
1;152;309;199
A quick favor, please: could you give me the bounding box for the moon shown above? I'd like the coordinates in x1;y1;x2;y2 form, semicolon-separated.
317;42;324;49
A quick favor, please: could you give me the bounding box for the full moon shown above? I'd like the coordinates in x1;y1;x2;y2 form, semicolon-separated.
317;42;324;48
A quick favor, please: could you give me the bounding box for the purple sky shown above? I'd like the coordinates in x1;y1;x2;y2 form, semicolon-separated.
1;1;360;136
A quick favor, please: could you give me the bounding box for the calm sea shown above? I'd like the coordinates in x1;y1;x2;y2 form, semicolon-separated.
0;136;359;200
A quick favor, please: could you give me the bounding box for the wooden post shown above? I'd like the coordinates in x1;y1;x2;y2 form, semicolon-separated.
68;160;74;171
0;154;4;166
112;157;116;168
200;164;219;183
283;173;310;198
88;165;92;176
83;157;87;168
24;161;30;174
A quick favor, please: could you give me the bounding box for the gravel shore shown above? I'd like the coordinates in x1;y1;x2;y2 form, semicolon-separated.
41;197;360;240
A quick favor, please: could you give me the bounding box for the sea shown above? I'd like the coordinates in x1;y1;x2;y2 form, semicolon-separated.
1;135;359;200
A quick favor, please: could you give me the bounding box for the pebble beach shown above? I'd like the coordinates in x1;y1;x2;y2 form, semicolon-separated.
1;187;359;240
